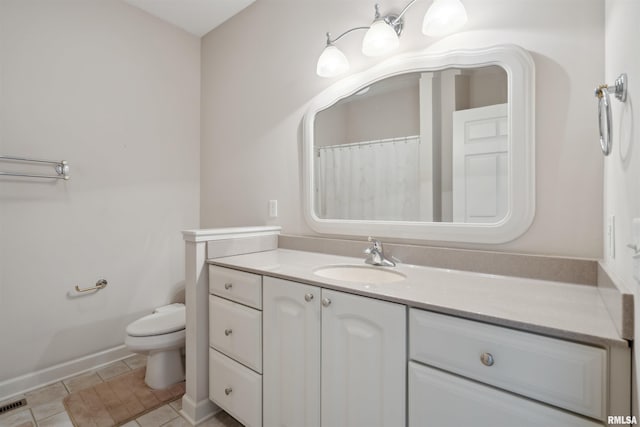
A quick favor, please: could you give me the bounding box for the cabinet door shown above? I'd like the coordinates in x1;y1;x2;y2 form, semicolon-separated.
321;289;406;427
263;277;321;427
409;362;603;427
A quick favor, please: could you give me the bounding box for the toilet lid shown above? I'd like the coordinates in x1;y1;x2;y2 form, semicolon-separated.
127;306;185;337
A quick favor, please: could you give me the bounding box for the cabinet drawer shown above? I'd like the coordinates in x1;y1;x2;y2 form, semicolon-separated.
209;265;262;309
409;309;606;419
409;362;603;427
210;349;262;427
210;295;262;373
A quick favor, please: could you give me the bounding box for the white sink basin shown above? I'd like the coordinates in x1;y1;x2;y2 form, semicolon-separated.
313;265;406;284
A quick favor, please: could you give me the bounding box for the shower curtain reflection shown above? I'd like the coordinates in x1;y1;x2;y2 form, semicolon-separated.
316;136;421;221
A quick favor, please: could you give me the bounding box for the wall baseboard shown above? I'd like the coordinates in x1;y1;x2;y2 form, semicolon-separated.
0;345;133;402
180;394;218;425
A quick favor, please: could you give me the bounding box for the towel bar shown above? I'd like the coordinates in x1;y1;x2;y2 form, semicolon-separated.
0;156;70;180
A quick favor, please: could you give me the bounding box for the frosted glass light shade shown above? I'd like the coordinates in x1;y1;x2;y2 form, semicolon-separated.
422;0;468;37
316;45;350;77
362;20;399;57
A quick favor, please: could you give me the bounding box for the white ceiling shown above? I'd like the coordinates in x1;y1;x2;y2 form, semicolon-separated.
122;0;256;37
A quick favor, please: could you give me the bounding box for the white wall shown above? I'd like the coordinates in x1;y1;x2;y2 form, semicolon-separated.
465;68;508;109
315;85;419;147
0;0;200;386
345;85;420;143
200;0;605;258
315;103;348;147
602;0;640;414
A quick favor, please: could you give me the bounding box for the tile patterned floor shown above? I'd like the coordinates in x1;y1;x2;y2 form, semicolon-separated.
0;355;241;427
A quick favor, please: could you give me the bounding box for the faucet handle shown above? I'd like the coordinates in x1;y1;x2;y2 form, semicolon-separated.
367;236;382;250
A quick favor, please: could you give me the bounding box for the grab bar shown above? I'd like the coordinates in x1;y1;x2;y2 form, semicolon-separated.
594;73;627;156
0;156;70;180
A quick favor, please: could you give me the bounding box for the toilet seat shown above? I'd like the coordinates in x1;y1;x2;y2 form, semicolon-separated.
127;304;185;337
124;303;186;389
125;329;186;353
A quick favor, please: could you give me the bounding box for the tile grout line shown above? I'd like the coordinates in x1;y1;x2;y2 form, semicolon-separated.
0;359;138;426
30;358;142;427
29;407;37;426
15;356;195;427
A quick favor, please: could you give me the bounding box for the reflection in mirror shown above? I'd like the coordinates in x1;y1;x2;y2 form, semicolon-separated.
313;66;508;223
303;45;534;243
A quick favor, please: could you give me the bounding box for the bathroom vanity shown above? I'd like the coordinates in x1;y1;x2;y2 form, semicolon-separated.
172;34;633;427
204;248;630;427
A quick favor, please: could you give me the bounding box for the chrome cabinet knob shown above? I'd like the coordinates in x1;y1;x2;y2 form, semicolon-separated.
224;328;233;336
224;282;233;290
321;297;331;307
304;293;314;302
224;387;233;395
480;352;495;366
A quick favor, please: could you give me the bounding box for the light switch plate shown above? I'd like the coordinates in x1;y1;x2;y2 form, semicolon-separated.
269;200;278;218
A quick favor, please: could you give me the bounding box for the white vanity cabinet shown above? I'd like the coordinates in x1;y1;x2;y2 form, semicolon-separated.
209;266;263;427
263;276;406;427
409;308;608;426
208;261;626;427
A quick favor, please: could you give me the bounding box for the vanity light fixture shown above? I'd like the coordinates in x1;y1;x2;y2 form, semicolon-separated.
361;4;402;57
422;0;468;36
316;0;468;78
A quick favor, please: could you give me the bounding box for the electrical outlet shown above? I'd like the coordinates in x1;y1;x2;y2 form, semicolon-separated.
608;215;615;259
633;218;640;247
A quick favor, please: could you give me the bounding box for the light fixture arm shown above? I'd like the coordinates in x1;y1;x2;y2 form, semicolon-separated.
392;0;420;25
374;3;404;37
325;27;371;46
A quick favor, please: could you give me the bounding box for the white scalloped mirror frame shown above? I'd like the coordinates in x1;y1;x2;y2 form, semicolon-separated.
302;44;535;244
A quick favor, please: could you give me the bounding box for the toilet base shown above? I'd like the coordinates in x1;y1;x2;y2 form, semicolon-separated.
145;348;184;390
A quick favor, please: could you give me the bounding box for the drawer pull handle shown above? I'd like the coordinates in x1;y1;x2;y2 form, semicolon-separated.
321;297;331;307
480;352;495;366
304;293;314;302
224;328;233;336
224;282;233;290
224;387;233;395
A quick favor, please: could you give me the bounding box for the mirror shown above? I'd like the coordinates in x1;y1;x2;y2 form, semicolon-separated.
314;66;508;223
302;45;535;243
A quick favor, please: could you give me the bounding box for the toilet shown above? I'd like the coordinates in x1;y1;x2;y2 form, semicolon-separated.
125;303;186;390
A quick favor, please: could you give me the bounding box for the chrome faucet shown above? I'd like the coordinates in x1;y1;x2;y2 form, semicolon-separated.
364;237;396;267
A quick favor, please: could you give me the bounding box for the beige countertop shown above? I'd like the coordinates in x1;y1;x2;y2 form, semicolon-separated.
208;248;628;348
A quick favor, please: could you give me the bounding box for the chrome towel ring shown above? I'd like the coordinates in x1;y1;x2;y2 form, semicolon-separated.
594;73;627;156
